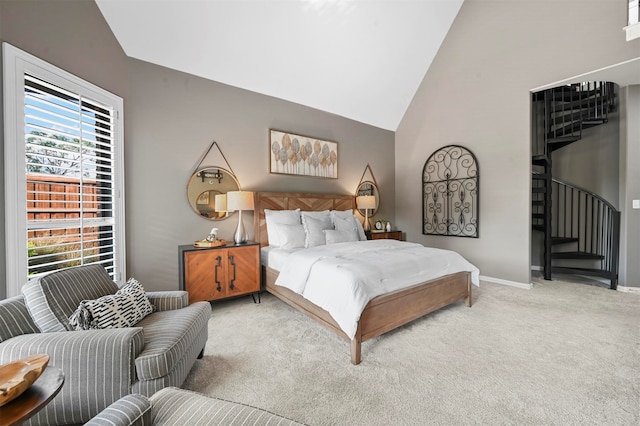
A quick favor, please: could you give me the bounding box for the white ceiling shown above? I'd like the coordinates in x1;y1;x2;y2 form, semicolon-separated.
95;0;464;131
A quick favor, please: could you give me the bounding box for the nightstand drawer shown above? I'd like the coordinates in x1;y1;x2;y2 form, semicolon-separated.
366;231;403;241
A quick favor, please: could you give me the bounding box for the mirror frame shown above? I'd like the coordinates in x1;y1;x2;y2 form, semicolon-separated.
355;180;380;216
187;166;240;220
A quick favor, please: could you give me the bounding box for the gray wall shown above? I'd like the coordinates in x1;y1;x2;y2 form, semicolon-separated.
0;0;394;293
396;0;640;285
0;0;128;298
619;85;640;287
553;107;620;209
124;60;394;291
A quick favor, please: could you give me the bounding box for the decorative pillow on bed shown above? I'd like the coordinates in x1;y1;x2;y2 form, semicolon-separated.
301;213;333;247
331;210;367;241
68;278;154;330
268;223;306;249
265;208;301;247
332;215;360;242
324;229;358;245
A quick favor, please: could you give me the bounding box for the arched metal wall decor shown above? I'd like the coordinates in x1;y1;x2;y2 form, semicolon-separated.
422;145;479;237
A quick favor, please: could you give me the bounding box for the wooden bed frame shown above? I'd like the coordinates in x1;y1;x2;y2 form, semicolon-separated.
253;191;472;365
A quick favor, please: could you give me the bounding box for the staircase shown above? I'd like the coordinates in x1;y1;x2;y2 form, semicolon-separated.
531;82;620;289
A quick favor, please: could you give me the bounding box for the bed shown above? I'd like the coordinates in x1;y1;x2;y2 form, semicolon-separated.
253;191;477;364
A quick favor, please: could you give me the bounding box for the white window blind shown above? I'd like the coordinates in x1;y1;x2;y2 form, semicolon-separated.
24;74;117;277
3;43;125;296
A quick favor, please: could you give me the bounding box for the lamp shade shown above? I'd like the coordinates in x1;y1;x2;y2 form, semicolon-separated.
214;194;227;212
356;195;376;210
227;191;255;211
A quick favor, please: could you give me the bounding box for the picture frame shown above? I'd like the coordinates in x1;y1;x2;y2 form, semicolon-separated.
269;129;338;179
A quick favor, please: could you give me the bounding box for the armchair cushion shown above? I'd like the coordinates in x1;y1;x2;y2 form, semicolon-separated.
134;301;211;381
22;264;119;332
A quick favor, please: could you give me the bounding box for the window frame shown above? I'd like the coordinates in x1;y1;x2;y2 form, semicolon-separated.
3;42;125;297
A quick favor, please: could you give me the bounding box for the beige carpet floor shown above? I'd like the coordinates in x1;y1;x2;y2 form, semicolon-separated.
183;278;640;425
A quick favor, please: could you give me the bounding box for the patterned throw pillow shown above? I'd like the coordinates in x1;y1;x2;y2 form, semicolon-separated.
69;278;154;330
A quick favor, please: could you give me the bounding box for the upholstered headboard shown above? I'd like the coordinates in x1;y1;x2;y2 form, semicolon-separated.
253;191;356;247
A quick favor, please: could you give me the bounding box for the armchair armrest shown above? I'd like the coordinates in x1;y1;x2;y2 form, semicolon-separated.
0;328;145;425
85;393;151;426
146;291;189;311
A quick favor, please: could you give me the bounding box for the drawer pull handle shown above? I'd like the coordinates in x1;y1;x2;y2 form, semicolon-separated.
214;255;222;292
229;255;236;290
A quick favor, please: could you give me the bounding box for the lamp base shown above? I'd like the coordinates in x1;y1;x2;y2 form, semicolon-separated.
233;211;249;244
363;211;371;231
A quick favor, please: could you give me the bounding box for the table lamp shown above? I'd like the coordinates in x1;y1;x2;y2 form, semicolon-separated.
356;195;376;231
227;191;254;244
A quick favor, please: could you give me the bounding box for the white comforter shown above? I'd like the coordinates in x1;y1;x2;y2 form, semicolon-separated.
274;239;480;339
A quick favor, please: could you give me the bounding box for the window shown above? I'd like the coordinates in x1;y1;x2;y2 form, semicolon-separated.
3;43;125;297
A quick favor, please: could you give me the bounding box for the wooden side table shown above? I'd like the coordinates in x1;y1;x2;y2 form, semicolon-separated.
0;366;64;426
366;230;404;241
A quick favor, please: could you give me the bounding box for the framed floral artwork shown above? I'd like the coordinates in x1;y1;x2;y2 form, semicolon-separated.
269;129;338;178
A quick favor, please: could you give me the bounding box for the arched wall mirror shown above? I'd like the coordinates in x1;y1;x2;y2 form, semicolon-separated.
356;180;380;216
187;167;240;220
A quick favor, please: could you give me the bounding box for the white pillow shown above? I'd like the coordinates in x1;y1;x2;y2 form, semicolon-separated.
301;210;332;224
269;223;306;249
265;209;301;247
301;214;333;247
331;210;367;241
354;218;367;241
324;229;358;245
332;215;360;242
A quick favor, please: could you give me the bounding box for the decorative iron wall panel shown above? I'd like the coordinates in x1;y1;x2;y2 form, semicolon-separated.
422;145;479;237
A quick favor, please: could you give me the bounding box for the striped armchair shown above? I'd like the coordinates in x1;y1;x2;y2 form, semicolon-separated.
0;265;212;426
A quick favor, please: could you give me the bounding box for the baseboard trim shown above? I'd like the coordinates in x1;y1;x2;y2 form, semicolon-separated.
480;275;533;290
617;285;640;294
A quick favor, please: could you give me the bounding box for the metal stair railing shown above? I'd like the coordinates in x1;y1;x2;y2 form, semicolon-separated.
551;179;620;288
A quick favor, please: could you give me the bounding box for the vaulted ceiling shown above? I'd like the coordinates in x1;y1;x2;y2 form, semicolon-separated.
95;0;464;131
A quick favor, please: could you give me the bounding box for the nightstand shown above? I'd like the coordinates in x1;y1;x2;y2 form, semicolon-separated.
178;242;261;303
365;230;404;241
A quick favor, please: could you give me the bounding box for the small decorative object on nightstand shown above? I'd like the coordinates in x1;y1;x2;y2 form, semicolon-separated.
179;242;260;303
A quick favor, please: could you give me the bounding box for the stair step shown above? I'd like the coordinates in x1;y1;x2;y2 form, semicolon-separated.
552;237;579;245
532;155;549;166
532;187;547;193
551;251;604;260
532;173;549;180
582;118;607;126
548;121;581;139
532;225;545;232
532;213;545;219
548;136;581;151
532;200;544;206
551;266;613;280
